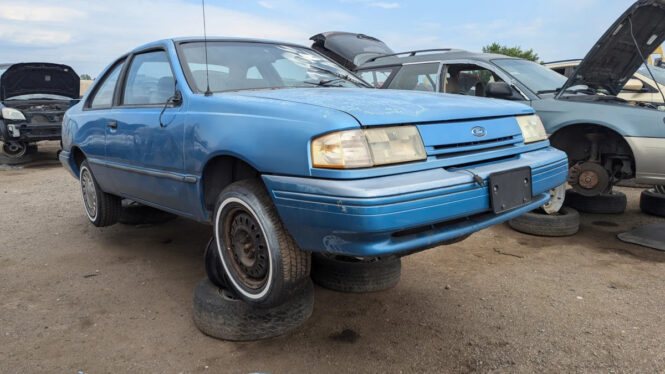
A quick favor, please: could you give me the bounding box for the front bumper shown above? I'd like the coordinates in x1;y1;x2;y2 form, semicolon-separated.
262;147;568;257
0;119;61;143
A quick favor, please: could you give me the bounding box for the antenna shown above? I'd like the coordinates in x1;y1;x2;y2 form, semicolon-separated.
201;0;212;96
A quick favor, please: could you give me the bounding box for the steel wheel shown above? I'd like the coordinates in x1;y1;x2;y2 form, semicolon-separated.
221;205;270;292
80;166;98;220
1;141;27;159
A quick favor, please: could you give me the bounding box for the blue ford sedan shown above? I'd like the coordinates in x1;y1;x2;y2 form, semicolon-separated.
60;37;567;305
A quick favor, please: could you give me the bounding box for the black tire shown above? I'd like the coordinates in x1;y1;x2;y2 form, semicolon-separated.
204;237;230;289
508;207;580;237
79;160;121;227
564;190;627;214
193;278;313;341
640;189;665;217
118;200;177;225
311;253;401;293
213;179;310;307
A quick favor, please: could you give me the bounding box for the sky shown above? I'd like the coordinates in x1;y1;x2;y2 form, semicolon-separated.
0;0;633;78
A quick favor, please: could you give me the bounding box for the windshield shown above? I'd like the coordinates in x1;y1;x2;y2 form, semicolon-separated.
637;65;665;85
493;58;568;94
178;41;368;93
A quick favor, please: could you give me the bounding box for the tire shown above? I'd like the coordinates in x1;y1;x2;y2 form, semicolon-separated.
204;237;230;289
564;190;627;214
79;160;121;227
508;207;580;237
118;200;177;225
311;253;401;293
213;179;310;307
193;278;313;341
640;189;665;217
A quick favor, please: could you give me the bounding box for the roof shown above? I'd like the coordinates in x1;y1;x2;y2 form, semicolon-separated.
128;36;309;55
357;50;515;69
543;59;582;66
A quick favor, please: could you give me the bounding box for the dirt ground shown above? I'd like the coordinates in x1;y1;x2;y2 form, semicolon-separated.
1;142;665;373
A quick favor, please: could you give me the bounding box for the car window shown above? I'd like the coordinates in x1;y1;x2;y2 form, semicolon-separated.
387;63;439;91
493;58;567;94
443;64;504;97
178;42;367;92
89;61;125;109
122;50;175;105
358;68;394;88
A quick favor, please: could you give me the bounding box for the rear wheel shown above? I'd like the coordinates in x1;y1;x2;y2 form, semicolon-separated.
79;160;121;227
213;179;310;307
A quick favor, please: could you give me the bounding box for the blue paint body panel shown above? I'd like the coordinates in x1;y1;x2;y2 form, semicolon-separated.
60;37;568;257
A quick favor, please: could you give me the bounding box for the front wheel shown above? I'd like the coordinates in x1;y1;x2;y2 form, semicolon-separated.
213;179;310;307
79;160;121;227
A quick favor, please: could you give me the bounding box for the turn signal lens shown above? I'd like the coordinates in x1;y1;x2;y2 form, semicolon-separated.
516;114;547;144
311;126;426;169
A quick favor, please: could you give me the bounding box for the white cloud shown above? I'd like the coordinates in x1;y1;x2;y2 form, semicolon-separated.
0;5;86;22
258;1;274;9
370;2;399;9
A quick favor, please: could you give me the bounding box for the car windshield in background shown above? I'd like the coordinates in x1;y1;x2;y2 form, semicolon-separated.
4;94;73;101
178;42;368;93
637;64;665;85
493;58;568;95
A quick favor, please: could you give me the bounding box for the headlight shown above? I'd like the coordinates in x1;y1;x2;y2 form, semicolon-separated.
516;114;547;144
1;107;26;121
311;126;426;168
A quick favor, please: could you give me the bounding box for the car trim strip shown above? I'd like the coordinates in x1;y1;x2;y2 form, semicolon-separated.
88;158;198;183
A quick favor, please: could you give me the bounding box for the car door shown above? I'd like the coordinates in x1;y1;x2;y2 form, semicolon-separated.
105;48;189;213
76;58;126;191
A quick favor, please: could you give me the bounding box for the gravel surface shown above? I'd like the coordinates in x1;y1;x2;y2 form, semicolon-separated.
2;142;665;373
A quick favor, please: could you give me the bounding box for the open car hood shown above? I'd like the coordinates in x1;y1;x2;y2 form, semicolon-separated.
0;63;80;100
310;31;393;70
559;0;665;97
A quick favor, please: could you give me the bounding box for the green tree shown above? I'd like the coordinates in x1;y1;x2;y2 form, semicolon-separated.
80;74;92;80
482;42;540;62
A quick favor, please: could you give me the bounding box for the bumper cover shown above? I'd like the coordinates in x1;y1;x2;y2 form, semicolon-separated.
263;147;568;257
0;119;61;143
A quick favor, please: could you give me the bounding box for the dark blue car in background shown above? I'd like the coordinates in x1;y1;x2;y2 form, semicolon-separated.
59;37;567;306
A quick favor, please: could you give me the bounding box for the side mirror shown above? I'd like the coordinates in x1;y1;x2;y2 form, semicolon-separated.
485;82;513;98
171;90;183;106
623;78;644;92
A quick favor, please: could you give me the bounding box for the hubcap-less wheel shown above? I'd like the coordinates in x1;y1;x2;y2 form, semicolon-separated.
80;167;98;220
222;206;270;292
1;141;27;158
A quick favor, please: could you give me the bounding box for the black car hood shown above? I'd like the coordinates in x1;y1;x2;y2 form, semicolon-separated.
0;63;80;100
310;31;393;70
559;0;665;97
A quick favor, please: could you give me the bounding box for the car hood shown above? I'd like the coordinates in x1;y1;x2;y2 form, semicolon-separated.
310;32;393;70
0;63;80;100
233;88;534;126
559;0;665;96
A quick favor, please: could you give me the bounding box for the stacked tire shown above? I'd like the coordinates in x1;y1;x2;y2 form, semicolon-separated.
640;185;665;217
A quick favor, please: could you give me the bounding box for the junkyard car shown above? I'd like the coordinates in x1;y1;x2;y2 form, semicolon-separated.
546;59;665;106
312;0;665;197
60;37;567;306
0;63;80;160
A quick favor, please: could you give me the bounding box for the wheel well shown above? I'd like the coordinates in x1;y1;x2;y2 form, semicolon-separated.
71;146;86;171
202;156;260;210
549;124;635;178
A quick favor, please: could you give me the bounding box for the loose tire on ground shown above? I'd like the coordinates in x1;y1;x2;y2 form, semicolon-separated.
311;253;401;293
564;190;627;214
640;188;665;217
213;179;310;307
193;278;313;341
508;207;580;237
79;160;121;227
118;200;177;225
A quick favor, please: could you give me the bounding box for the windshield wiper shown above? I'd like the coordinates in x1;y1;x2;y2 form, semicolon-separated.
303;78;346;87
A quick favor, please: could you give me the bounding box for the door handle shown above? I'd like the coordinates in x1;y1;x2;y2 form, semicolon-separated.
107;121;117;129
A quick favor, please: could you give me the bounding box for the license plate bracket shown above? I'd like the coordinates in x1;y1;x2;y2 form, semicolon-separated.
489;167;532;214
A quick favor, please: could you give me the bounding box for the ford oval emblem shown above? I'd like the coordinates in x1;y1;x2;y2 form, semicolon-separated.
471;126;487;138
